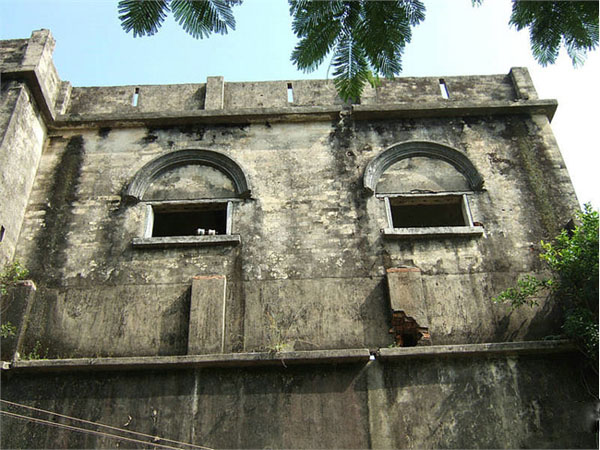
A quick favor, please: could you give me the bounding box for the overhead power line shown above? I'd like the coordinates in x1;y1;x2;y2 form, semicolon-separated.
0;399;213;450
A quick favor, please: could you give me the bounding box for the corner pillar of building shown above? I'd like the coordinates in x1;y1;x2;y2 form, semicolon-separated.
21;29;56;69
510;67;539;101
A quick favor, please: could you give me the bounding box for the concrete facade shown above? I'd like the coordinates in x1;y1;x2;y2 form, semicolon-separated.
0;30;596;448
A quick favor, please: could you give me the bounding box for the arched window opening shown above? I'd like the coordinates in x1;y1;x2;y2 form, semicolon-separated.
127;149;250;248
364;141;484;238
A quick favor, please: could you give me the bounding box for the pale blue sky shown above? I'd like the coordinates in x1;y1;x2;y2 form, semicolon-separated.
1;0;598;205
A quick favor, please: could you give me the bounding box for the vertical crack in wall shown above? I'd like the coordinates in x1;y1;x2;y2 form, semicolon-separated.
32;135;85;286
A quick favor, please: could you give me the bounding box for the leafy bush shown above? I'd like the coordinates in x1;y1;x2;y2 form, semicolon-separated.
1;261;30;342
21;340;48;360
494;204;598;364
0;261;29;296
1;322;17;339
494;275;551;308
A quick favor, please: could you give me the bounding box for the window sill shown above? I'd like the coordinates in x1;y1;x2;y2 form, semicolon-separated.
382;226;484;239
132;235;241;248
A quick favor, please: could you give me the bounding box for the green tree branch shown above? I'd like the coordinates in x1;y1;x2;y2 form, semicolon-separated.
494;204;599;364
117;1;598;101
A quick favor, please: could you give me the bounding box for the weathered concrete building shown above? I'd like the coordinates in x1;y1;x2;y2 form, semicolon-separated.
0;30;596;448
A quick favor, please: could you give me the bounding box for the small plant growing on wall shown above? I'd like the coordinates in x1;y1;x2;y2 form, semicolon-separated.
0;260;29;297
1;322;17;339
20;340;48;360
266;311;294;353
1;261;29;342
264;304;317;354
494;204;599;367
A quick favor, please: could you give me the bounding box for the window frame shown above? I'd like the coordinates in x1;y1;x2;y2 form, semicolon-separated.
379;192;484;239
132;198;241;248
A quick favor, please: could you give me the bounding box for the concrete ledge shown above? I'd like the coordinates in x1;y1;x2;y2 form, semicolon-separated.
382;226;484;238
353;99;558;121
2;68;56;123
2;64;557;130
41;100;557;130
378;340;577;360
5;349;372;373
2;342;578;373
132;235;241;248
52;105;343;129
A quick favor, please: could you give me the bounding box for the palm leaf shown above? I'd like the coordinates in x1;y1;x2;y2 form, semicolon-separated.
171;0;240;39
289;0;425;102
291;17;342;73
358;1;420;77
332;33;370;102
399;0;425;26
510;1;598;66
118;0;170;37
290;0;345;37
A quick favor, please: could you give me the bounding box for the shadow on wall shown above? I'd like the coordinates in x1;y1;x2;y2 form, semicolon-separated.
158;286;191;356
491;291;563;343
360;279;392;348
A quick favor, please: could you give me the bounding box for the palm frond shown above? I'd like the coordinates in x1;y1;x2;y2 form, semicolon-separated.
529;32;561;66
340;1;361;33
289;0;344;72
399;0;425;26
566;44;586;68
358;1;418;77
332;33;370;102
291;19;342;73
289;0;425;101
118;0;170;37
289;0;345;37
171;0;240;39
510;1;598;66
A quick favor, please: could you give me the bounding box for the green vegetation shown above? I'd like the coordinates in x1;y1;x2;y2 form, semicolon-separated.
1;322;17;339
508;1;598;67
495;204;598;365
0;260;29;296
289;0;424;102
118;0;241;39
1;261;29;342
117;1;598;102
21;341;48;361
266;311;293;353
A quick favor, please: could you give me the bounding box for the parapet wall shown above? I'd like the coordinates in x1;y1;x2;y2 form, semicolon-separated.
1;30;539;122
65;74;523;115
0;39;28;69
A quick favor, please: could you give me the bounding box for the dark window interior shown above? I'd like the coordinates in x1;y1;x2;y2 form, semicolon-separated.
391;197;465;228
152;205;227;237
